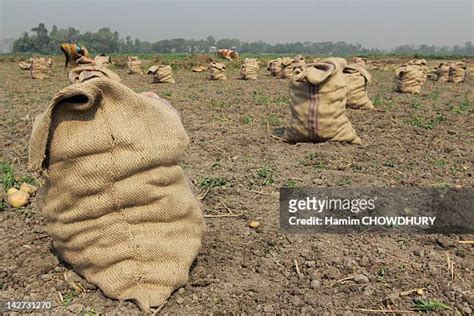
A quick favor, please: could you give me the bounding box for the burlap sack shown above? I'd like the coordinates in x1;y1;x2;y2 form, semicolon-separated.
352;57;366;67
75;56;97;66
69;65;121;83
434;63;451;82
267;58;282;76
94;55;112;67
19;60;31;70
208;62;226;80
147;65;175;83
279;57;296;79
127;56;143;74
192;65;207;72
428;65;440;81
343;64;374;110
408;59;427;69
293;55;306;69
240;58;259;80
407;59;428;84
28;78;205;311
30;57;53;79
285;58;361;144
449;62;467;83
395;64;424;94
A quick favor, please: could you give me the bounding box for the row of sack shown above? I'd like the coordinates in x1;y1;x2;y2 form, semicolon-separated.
86;56;374;144
18;54;469;89
23;55;373;145
395;59;468;94
111;55;472;89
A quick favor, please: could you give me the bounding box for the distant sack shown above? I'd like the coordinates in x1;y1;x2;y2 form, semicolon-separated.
208;61;226;80
68;65;121;83
127;56;143;74
30;57;53;80
343;63;374;110
285;58;361;144
147;64;175;83
395;64;425;94
240;58;260;80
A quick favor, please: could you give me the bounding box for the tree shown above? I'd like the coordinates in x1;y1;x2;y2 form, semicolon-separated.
206;35;215;47
9;23;474;56
29;23;51;53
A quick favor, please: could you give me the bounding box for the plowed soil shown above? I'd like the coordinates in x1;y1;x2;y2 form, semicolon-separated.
1;57;473;314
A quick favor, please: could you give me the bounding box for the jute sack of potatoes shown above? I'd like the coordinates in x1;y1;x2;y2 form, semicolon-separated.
343;63;374;110
352;57;366;67
240;58;260;80
395;64;424;94
28;78;205;312
147;64;175;83
408;59;427;71
427;65;441;81
127;56;143;74
19;60;32;70
285;58;361;144
208;62;226;80
279;57;296;78
192;65;207;72
407;59;428;84
293;55;306;68
434;63;451;82
69;65;121;83
94;55;112;67
449;62;467;83
267;58;282;76
30;57;53;79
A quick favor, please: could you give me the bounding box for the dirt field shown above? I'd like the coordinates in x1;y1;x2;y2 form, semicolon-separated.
1;57;473;314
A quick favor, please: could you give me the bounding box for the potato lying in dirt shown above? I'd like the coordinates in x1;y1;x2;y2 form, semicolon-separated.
7;188;18;195
7;190;30;208
19;183;37;195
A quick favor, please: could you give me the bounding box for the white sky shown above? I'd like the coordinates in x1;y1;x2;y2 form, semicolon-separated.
0;0;472;49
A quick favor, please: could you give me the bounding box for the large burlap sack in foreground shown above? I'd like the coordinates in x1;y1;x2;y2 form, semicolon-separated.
267;58;282;76
208;62;226;80
395;64;424;94
28;78;205;311
343;64;374;110
30;57;53;79
285;58;361;144
127;56;143;74
69;65;121;83
240;58;259;80
147;65;175;83
449;62;467;83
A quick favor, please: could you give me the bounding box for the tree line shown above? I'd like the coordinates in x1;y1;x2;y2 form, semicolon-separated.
11;23;474;57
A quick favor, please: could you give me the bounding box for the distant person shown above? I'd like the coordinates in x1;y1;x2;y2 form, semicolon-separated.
60;43;91;68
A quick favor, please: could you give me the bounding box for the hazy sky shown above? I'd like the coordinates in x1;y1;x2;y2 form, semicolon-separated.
0;0;472;49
